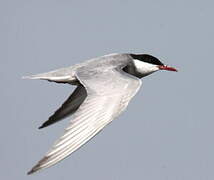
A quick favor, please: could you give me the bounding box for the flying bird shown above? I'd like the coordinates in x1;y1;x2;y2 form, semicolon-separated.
25;53;177;174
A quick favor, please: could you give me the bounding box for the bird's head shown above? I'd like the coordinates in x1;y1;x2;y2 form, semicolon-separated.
129;54;177;78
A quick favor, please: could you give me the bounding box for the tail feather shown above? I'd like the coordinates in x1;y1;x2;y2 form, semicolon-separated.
22;67;76;83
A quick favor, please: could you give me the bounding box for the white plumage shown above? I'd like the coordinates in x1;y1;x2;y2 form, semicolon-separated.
26;53;177;174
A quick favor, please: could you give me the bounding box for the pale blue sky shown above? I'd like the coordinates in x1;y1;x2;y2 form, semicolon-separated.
1;0;214;179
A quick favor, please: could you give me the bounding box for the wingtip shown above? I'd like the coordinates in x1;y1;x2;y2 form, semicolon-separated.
27;166;39;175
27;156;47;175
27;169;35;175
38;125;44;129
27;156;49;175
38;122;49;129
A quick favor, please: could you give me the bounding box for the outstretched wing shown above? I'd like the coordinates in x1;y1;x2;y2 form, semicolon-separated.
28;68;141;174
39;85;87;129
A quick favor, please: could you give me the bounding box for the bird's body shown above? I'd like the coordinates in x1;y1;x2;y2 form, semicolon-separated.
26;53;131;84
25;53;177;174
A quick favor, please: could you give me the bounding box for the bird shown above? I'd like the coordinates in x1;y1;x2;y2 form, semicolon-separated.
24;53;177;174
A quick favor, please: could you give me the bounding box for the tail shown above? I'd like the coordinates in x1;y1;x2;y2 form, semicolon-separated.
22;67;76;83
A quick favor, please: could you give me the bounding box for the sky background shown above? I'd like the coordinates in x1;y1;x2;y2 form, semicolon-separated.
1;0;214;179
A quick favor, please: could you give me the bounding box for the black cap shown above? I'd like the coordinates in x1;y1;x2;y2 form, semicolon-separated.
130;54;164;66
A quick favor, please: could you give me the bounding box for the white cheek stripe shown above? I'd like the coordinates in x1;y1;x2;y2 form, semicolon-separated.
133;60;159;75
133;60;155;69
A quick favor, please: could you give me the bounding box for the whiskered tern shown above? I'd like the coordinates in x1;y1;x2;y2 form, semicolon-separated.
24;53;177;174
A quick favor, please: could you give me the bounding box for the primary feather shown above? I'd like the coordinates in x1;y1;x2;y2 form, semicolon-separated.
27;54;142;174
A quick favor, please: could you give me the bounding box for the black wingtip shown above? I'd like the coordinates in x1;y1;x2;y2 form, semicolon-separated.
38;125;44;129
27;168;36;175
27;166;40;175
27;170;33;175
27;156;49;175
38;119;55;129
38;123;48;129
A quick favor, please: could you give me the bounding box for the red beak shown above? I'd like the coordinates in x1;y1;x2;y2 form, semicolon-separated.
158;65;178;72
